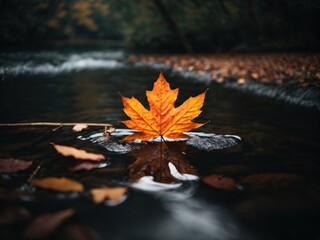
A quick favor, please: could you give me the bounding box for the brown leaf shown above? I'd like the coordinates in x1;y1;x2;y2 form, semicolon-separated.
129;141;196;183
0;206;31;225
72;124;88;132
68;162;101;172
29;177;84;192
203;175;238;190
63;224;101;240
91;187;127;204
240;173;302;187
0;158;32;173
53;144;105;161
24;208;75;239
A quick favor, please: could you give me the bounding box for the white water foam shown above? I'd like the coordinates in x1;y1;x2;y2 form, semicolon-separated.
0;51;125;76
0;58;123;76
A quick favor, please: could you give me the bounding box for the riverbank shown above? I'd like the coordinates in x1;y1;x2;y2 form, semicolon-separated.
129;53;320;110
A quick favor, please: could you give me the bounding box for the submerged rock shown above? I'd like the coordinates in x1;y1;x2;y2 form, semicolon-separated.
186;133;241;151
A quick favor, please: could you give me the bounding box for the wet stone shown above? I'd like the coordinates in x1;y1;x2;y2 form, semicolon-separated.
186;135;241;151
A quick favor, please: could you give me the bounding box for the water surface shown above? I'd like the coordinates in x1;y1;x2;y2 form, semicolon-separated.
0;50;319;240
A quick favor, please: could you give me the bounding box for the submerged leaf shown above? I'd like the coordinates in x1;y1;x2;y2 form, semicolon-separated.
64;224;101;240
122;72;207;141
240;173;302;187
203;175;239;191
53;144;105;161
0;158;32;173
24;208;75;239
29;177;84;192
90;187;127;204
68;161;106;172
0;206;31;225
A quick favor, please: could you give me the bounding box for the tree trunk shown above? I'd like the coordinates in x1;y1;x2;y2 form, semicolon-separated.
153;0;193;53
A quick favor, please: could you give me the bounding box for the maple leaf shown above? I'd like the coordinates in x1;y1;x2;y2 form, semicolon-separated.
121;72;207;141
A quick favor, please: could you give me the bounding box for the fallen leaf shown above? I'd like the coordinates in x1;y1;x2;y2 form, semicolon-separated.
0;206;31;225
0;158;32;173
203;175;238;190
240;173;302;187
72;124;88;132
29;177;84;192
90;187;127;204
68;161;109;172
24;208;75;239
129;141;196;183
122;72;207;141
236;78;246;85
63;224;101;240
53;144;105;161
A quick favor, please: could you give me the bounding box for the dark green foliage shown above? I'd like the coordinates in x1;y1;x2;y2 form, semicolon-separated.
0;0;319;51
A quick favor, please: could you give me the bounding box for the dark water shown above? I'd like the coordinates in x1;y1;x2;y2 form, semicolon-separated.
0;50;319;240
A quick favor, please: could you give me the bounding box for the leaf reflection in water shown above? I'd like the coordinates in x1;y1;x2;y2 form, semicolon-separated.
128;141;197;183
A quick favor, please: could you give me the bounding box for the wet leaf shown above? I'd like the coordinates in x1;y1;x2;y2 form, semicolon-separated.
0;158;32;173
69;161;108;172
72;124;88;132
53;144;105;161
90;187;127;204
29;177;84;192
129;141;196;183
122;72;207;141
0;206;31;225
203;175;238;190
240;173;302;187
24;208;75;239
63;224;101;240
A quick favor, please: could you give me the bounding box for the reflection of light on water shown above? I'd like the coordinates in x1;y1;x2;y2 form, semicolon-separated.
131;176;182;192
129;164;244;240
104;194;128;207
168;162;199;181
134;179;243;240
160;199;240;240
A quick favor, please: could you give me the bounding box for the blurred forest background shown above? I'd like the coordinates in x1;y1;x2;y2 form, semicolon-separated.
0;0;319;52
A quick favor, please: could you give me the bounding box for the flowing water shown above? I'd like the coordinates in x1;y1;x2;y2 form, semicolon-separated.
0;49;319;240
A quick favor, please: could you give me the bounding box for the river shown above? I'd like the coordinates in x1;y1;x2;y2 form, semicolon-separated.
0;49;319;240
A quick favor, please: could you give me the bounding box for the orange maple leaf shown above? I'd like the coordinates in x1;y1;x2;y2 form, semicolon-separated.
121;72;207;141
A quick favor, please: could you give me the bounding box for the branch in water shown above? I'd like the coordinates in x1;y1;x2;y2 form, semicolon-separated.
0;122;112;127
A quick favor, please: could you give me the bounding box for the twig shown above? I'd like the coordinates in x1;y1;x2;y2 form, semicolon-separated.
0;122;112;127
28;162;43;181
